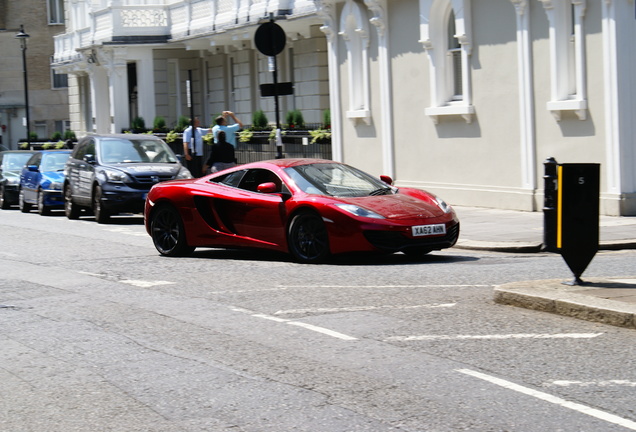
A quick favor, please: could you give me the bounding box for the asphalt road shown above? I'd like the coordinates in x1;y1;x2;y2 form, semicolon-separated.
2;209;636;431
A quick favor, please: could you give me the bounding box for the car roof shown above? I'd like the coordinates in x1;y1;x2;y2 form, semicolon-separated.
81;133;163;141
247;158;339;169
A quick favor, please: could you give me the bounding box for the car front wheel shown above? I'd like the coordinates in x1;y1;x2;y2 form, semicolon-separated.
150;204;195;257
93;185;110;224
0;184;8;209
19;188;32;213
64;184;80;219
37;188;51;216
287;210;330;263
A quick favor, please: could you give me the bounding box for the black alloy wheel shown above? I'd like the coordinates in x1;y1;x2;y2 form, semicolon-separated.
287;210;330;263
92;185;110;224
64;183;80;219
150;204;195;257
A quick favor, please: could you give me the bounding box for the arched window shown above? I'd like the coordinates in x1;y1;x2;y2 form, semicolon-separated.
420;0;474;124
541;0;588;120
339;0;371;124
447;9;462;100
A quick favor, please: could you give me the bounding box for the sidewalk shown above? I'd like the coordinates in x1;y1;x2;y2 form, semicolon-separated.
452;206;636;330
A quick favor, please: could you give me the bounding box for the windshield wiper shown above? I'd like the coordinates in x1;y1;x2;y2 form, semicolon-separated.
369;187;392;196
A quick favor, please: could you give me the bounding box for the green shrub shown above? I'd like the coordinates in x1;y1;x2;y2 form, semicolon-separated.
286;109;305;129
131;116;146;132
252;110;269;129
176;115;190;132
153;116;167;132
322;109;331;129
51;131;62;141
63;130;76;140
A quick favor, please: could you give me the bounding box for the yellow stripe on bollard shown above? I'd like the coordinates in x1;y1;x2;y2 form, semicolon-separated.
556;164;563;249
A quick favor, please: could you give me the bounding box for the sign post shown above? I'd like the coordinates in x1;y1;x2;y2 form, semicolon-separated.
557;163;600;285
255;15;289;158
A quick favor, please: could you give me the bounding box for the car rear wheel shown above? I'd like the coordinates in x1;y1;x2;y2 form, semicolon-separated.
150;204;195;257
19;188;32;213
93;185;110;224
287;210;330;263
37;188;51;216
64;183;80;219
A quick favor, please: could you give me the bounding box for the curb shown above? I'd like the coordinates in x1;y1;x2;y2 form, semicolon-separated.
454;240;636;253
494;278;636;330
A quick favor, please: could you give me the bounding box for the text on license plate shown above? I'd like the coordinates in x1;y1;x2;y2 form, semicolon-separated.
412;224;446;237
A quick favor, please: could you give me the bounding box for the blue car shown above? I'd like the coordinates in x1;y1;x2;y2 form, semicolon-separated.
0;150;37;209
19;150;71;215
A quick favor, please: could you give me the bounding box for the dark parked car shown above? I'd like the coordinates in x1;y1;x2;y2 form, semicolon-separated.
19;149;72;215
0;150;37;209
64;134;192;223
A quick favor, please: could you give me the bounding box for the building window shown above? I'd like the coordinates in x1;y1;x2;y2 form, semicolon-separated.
339;0;371;124
447;10;462;100
420;0;474;124
541;0;587;120
48;0;64;24
51;61;68;89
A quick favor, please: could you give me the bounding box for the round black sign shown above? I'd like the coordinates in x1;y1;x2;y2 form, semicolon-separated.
254;22;286;56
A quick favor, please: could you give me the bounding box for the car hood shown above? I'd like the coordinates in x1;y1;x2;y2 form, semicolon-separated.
339;193;445;219
107;163;182;175
41;171;65;182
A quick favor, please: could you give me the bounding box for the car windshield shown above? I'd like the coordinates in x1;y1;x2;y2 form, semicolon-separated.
99;138;177;164
284;163;394;197
41;153;70;172
2;153;32;171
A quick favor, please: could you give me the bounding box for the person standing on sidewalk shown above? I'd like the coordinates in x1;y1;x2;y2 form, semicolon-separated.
212;111;243;147
182;116;211;177
202;131;237;175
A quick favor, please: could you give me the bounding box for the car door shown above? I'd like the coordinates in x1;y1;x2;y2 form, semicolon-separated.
212;168;288;247
21;152;41;202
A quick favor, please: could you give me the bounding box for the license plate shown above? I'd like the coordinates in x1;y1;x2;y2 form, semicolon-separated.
412;224;446;237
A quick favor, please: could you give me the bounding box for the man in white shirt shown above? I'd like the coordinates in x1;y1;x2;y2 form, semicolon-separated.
182;117;211;177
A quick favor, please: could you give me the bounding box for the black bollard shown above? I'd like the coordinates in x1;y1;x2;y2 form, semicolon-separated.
542;157;558;252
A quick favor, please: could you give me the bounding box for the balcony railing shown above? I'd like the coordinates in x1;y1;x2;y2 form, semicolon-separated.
53;0;317;65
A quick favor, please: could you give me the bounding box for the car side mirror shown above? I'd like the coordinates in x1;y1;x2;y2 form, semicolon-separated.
380;175;393;185
257;182;278;193
27;164;39;172
83;154;96;164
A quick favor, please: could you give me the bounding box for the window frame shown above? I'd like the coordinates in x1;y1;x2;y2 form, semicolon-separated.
540;0;588;121
420;0;474;124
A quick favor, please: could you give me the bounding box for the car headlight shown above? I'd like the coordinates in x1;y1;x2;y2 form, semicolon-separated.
334;203;385;219
101;168;132;183
49;181;63;190
5;176;20;186
434;196;452;213
175;167;193;179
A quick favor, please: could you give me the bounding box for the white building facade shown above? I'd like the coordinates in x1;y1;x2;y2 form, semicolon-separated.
53;0;636;216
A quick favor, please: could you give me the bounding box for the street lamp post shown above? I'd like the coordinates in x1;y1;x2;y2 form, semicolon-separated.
15;25;30;147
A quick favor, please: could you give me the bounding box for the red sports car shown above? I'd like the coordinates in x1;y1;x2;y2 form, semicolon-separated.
144;159;459;263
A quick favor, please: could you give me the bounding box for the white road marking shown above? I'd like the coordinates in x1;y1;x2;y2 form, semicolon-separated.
457;368;636;431
274;303;457;315
386;333;603;342
119;280;175;288
544;380;636;388
279;284;490;289
230;307;357;341
287;321;358;341
102;227;147;237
